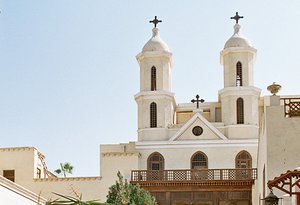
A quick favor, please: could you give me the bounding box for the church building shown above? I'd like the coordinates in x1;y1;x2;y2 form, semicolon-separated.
0;13;299;205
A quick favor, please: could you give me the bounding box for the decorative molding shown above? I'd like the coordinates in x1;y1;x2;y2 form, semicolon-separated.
134;91;175;101
169;112;228;141
136;51;173;65
220;47;257;66
131;179;255;189
34;176;101;182
101;152;141;157
0;147;35;152
218;86;261;97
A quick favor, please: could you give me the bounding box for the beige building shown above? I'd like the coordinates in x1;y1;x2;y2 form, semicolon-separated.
1;14;300;205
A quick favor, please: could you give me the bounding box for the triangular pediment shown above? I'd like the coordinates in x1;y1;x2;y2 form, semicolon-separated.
169;112;228;141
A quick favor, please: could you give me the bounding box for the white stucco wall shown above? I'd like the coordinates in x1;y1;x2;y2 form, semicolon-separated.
137;144;258;170
265;104;300;200
0;176;46;205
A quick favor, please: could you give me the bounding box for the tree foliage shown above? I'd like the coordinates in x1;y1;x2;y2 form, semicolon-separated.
54;162;74;177
106;171;157;205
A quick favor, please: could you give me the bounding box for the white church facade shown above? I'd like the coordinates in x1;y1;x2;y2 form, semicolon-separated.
1;14;300;205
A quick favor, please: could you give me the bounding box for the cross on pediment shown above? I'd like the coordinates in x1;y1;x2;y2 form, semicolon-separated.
231;12;243;24
191;95;205;109
149;16;162;28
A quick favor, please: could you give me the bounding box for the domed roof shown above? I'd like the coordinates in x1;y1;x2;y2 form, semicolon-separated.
224;24;252;49
142;28;170;52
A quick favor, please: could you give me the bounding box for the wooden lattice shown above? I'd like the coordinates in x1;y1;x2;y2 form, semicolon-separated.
131;168;257;182
282;98;300;117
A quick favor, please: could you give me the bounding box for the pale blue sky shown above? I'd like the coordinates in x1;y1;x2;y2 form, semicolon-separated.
1;1;300;176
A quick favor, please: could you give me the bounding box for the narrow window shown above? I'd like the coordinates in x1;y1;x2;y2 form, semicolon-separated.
3;170;15;182
236;62;243;86
37;168;41;179
150;102;157;128
237;98;244;124
191;151;208;169
151;66;156;91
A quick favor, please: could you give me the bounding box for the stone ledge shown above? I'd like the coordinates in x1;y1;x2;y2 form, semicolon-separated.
101;152;140;157
34;176;101;182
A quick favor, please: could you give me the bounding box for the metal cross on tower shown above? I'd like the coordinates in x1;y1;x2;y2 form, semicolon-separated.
149;16;162;28
191;95;205;109
230;12;244;24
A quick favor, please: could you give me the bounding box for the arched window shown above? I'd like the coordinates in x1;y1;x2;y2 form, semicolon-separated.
235;150;252;169
150;102;157;128
191;151;208;169
151;66;156;91
237;98;244;124
147;152;164;171
236;62;243;86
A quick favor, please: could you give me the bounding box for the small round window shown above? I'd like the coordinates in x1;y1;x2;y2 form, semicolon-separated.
192;126;203;136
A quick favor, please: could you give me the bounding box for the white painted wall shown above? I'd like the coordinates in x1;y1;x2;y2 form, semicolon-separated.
0;176;46;205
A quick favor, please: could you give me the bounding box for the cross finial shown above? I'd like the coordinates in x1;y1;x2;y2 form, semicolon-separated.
230;12;243;24
149;16;162;28
191;94;205;109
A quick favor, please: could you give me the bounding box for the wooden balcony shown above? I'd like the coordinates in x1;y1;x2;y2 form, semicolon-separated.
131;168;257;182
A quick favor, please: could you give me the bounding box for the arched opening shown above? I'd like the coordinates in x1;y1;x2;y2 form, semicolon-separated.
147;152;164;171
151;66;156;91
236;150;252;179
237;98;244;124
235;150;252;168
147;152;164;180
150;102;157;128
236;62;243;86
191;151;208;180
191;151;208;169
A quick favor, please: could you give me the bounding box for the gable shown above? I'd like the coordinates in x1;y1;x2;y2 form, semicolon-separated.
169;112;227;141
177;118;219;140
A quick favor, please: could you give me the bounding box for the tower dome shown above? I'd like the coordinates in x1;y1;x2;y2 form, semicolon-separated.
142;28;170;52
224;24;252;49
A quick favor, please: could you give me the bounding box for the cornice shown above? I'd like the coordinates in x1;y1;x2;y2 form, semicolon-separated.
0;147;35;152
101;152;141;157
220;47;257;65
34;176;102;182
218;86;261;97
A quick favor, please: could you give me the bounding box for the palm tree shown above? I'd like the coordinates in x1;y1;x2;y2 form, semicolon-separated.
54;162;74;177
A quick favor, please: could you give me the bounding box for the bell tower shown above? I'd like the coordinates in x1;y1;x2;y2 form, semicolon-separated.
135;17;176;141
219;13;261;139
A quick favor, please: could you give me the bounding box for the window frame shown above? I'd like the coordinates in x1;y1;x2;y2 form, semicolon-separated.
150;102;157;128
236;61;243;86
147;152;165;171
151;66;157;91
190;151;208;169
237;97;244;124
235;150;252;169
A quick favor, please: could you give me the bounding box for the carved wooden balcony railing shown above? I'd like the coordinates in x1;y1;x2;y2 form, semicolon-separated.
282;98;300;117
131;168;257;182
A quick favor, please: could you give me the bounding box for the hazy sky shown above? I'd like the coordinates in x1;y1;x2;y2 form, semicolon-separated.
1;1;300;176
